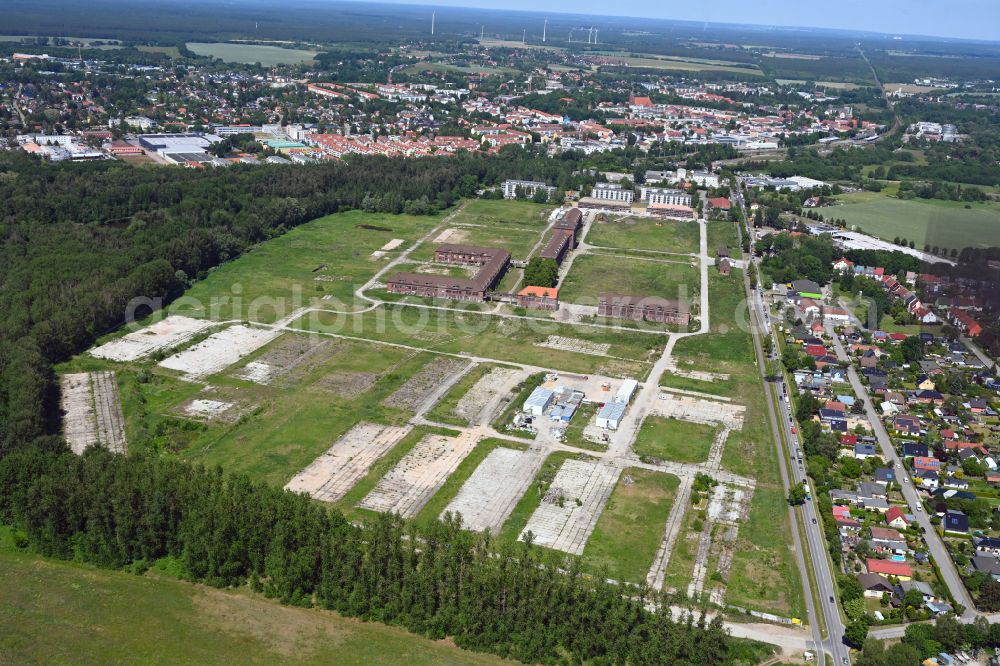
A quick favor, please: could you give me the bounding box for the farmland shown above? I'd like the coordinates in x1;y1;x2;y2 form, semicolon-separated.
186;42;318;65
831;191;1000;249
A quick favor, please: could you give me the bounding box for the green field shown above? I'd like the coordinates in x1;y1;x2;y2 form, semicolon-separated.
170;209;439;322
633;416;717;464
592;51;763;75
833;191;1000;249
186;42;318;65
0;537;507;665
403;61;517;76
666;258;805;618
558;253;699;305
582;468;679;583
295;304;659;378
586;218;700;254
453;198;553;228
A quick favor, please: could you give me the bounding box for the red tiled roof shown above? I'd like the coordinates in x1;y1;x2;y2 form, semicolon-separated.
867;559;912;577
885;506;907;525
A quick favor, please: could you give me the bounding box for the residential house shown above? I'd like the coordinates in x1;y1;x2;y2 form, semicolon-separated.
857;573;895;598
902;441;929;458
854;443;878;460
914;469;939;489
944;510;969;534
866;558;913;581
893;415;921;436
885;505;909;529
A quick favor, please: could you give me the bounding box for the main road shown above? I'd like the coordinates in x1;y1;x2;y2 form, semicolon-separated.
732;180;851;666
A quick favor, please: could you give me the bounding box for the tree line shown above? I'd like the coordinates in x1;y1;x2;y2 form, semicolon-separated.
0;445;765;666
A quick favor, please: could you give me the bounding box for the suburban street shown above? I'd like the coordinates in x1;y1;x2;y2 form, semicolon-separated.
733;181;850;666
827;331;978;617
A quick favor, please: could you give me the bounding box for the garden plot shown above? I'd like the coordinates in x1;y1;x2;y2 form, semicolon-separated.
538;336;611;357
443;447;545;534
358;431;480;518
90;315;212;362
60;372;127;454
285;422;414;503
454;367;524;424
232;335;336;385
60;373;99;455
652;393;745;430
520;459;620;556
159;324;279;380
383;357;469;411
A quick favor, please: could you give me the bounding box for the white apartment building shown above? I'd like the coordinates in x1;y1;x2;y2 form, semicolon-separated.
591;182;634;204
640;187;691;207
502;179;557;200
675;168;720;188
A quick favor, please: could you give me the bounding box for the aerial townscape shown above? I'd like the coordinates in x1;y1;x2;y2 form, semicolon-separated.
2;1;1000;665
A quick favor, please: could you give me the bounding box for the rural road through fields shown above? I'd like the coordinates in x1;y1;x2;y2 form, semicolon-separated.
828;330;977;617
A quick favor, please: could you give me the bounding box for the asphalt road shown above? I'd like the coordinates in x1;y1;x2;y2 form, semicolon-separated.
733;183;852;666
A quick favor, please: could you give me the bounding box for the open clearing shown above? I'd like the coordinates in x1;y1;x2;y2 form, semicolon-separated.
633;417;718;464
582;468;680;583
171;210;441;323
558;253;699;307
90;315;212;362
520;459;620;556
186;42;318;65
159;325;279;380
382;356;469;411
442;446;545;533
285;422;413;503
358;431;480;518
833;191;1000;249
586;217;700;254
233;335;336;386
0;541;507;665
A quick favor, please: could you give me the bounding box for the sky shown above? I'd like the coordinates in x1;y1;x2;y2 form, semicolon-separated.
373;0;1000;42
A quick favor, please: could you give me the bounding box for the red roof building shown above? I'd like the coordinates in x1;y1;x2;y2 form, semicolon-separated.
866;558;912;579
885;506;909;528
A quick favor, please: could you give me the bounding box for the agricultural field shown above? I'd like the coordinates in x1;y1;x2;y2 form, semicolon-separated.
581;469;680;583
634;416;717;464
586;217;700;254
831;191;1000;249
558;253;699;305
186;42;318;65
593;51;763;75
0;534;507;666
402;61;517;76
170;209;440;322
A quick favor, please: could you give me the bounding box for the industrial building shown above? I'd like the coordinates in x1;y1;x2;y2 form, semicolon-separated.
523;386;554;416
598;293;690;325
386;244;510;302
137;133;222;159
596;401;626;430
502;179;557;200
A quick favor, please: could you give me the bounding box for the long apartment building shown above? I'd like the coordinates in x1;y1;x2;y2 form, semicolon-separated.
598;293;690;325
502;179;557;200
640;186;692;207
591;182;634;204
539;207;584;264
386;244;510;302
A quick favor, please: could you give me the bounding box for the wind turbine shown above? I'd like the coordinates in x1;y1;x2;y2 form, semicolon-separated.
431;11;435;36
522;29;526;45
543;18;547;43
480;25;484;40
588;27;593;44
593;28;598;44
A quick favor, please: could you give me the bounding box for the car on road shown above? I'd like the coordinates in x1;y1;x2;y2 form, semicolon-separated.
916;505;922;512
829;596;835;603
791;426;797;434
812;518;817;524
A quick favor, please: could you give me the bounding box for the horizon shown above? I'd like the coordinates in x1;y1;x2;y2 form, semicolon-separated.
333;0;1000;43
